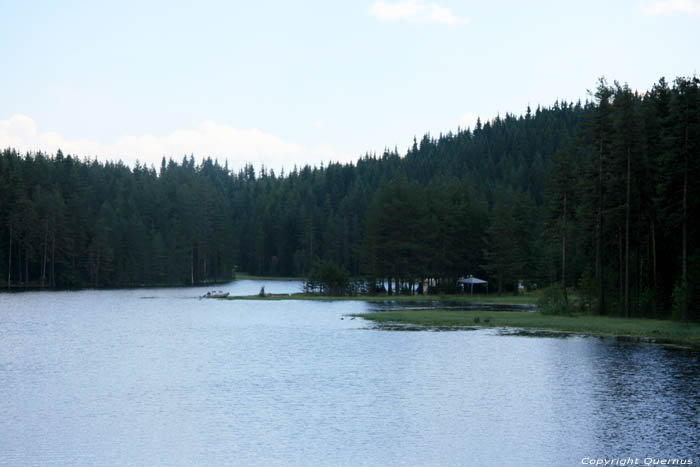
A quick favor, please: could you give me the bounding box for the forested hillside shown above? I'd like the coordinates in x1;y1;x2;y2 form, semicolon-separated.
1;77;698;320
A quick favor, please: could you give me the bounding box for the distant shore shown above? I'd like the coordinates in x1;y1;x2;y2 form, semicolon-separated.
0;278;234;293
232;273;302;281
355;309;700;349
224;292;539;304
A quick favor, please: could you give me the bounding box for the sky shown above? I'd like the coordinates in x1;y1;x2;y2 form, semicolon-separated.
1;0;698;172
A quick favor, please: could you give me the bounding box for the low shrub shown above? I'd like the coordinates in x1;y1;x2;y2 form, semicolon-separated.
537;285;575;315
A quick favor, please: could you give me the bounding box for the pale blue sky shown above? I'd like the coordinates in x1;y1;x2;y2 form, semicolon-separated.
1;0;698;170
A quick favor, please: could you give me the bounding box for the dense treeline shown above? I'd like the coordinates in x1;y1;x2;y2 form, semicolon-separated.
1;76;698;319
0;154;236;288
544;77;700;321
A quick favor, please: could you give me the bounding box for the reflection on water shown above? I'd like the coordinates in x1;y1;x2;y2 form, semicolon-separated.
0;282;698;466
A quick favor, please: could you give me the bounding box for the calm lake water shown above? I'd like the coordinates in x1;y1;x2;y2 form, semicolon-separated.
1;280;698;466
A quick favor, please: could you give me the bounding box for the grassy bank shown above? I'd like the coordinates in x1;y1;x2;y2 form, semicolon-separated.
356;310;700;348
225;292;539;304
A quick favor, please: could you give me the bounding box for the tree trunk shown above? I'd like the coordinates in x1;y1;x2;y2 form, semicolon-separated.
25;245;29;287
51;231;56;288
7;223;12;290
596;136;605;314
625;147;631;318
618;227;623;306
562;191;568;304
682;120;688;320
636;243;641;311
41;218;49;288
17;238;22;285
651;219;657;289
94;248;101;288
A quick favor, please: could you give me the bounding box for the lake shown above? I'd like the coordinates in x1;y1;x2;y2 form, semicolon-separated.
1;280;698;466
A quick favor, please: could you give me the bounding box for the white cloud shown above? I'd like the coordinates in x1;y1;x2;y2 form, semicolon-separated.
458;112;480;130
0;114;352;171
368;0;467;25
642;0;700;15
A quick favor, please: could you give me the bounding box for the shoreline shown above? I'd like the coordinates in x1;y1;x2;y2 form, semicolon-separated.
222;292;699;349
224;292;539;305
232;274;302;281
354;310;700;349
0;279;235;293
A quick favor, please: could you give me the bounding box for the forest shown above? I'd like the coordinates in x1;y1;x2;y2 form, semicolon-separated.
1;76;698;320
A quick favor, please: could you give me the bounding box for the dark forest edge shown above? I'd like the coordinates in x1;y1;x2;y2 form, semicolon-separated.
1;76;698;322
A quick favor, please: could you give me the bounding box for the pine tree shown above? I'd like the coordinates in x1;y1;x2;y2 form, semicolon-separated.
545;146;577;303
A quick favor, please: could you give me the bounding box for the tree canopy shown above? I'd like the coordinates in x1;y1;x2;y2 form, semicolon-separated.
1;76;698;320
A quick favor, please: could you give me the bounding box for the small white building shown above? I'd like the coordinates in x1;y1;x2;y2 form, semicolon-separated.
457;275;488;295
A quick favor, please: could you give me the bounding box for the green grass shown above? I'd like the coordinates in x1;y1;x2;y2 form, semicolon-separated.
226;292;538;304
356;309;700;348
